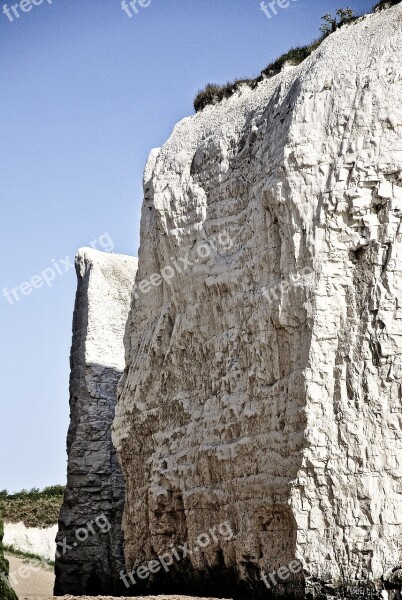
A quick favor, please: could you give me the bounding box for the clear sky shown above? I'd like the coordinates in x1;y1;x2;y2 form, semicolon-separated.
0;0;374;492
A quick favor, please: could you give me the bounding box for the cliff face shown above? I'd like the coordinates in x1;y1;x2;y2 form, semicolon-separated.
113;5;402;598
4;522;57;562
0;516;17;600
55;249;137;595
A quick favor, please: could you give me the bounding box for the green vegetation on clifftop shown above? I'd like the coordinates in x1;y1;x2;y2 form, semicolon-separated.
0;486;65;528
194;0;402;112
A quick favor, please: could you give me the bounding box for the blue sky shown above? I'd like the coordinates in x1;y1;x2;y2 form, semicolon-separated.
0;0;374;492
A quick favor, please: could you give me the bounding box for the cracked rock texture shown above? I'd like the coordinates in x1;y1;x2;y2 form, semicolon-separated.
55;249;137;596
113;6;402;598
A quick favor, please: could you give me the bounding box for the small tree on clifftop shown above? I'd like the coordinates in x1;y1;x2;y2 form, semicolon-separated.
320;7;355;35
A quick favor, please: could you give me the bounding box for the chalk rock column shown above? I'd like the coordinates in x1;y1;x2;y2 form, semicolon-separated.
55;248;137;595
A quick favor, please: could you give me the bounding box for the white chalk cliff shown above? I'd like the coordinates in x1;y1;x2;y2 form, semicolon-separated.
113;5;402;598
55;248;137;595
3;522;57;562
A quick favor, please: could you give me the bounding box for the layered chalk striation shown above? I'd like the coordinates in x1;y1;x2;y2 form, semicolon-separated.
113;6;402;598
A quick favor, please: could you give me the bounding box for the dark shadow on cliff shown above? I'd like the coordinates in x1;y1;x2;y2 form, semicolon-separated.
54;360;127;596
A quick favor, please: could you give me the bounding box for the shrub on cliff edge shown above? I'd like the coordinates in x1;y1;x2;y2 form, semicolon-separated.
0;486;65;528
193;1;400;112
193;40;323;112
194;80;253;112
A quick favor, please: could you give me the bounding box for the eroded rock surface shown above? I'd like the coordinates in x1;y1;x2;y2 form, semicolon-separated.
55;249;137;596
113;6;402;598
0;516;18;600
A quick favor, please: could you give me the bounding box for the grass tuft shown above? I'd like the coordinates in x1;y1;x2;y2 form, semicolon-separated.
193;39;324;113
260;41;322;78
194;80;254;112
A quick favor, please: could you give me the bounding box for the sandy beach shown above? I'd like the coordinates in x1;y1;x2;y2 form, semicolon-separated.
6;551;231;600
6;553;55;598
